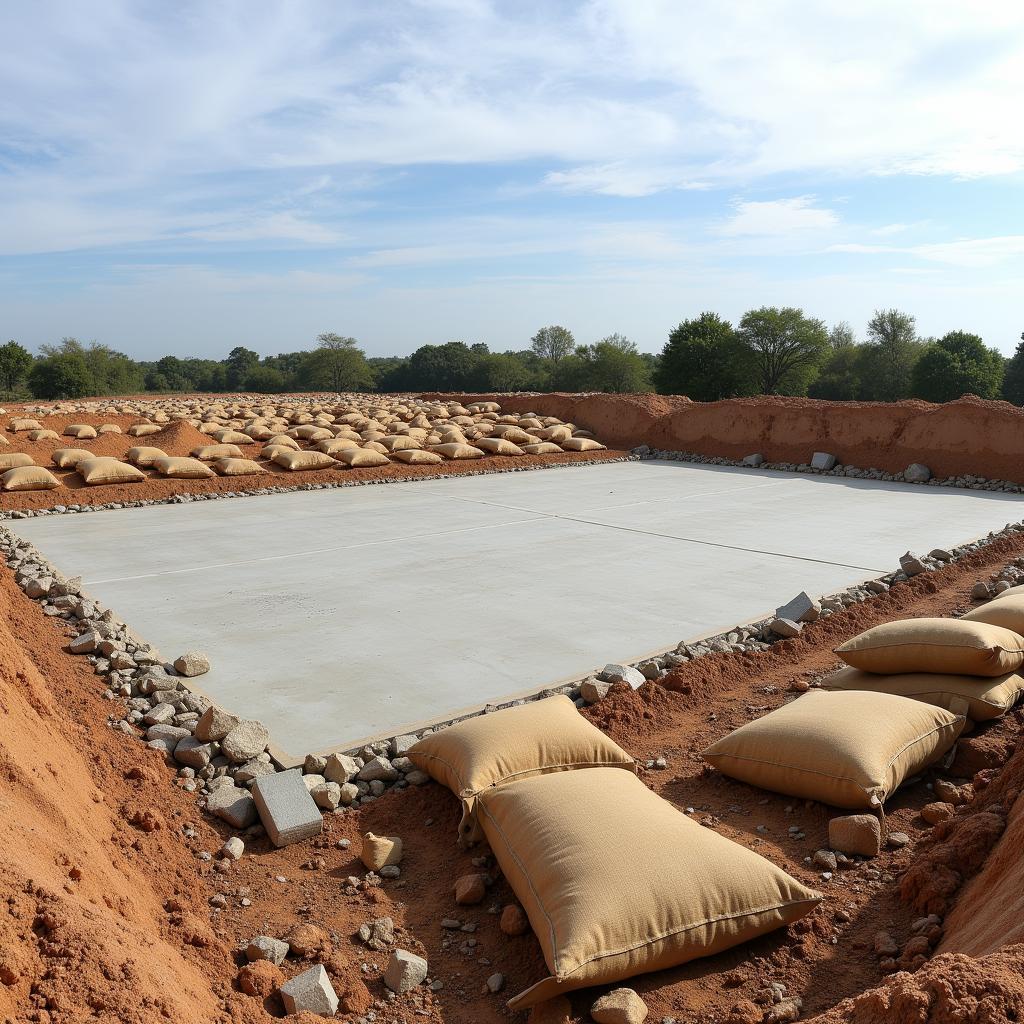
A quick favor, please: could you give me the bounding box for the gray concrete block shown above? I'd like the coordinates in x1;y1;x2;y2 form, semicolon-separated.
811;451;837;470
279;964;338;1016
252;768;323;848
776;591;820;623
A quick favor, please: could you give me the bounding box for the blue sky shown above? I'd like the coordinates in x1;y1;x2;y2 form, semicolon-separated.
2;0;1023;360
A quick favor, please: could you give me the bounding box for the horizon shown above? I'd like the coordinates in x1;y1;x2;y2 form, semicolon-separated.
2;2;1024;360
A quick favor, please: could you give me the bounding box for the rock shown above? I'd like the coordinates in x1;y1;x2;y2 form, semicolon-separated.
900;551;928;576
383;948;428;994
486;972;505;993
246;935;289;965
323;752;360;784
812;849;838;872
357;755;399;782
304;752;328;774
237;960;284;998
810;452;837;471
905;463;932;483
599;663;645;689
454;873;487;905
279;964;339;1016
221;720;270;762
742;453;765;467
174;736;215;770
828;814;881;856
765;997;803;1023
590;987;649;1023
69;631;99;654
358;916;395;951
195;706;240;742
887;831;911;848
776;591;820;623
173;651;210;677
338;782;360;805
391;733;418;757
971;581;993;600
221;836;244;860
769;617;802;638
921;801;955;825
206;784;257;829
500;903;529;936
874;930;899;956
285;923;329;958
252;769;323;847
581;677;614;704
311;782;342;810
527;996;573;1024
361;832;403;871
933;779;968;805
234;758;276;784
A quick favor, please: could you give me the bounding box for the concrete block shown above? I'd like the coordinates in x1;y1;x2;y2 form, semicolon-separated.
905;463;931;483
252;768;323;848
776;591;820;623
279;964;338;1016
828;813;881;856
383;948;428;993
811;452;837;470
769;617;802;638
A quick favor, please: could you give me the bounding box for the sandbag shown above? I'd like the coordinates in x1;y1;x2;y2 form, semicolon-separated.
97;424;121;434
334;447;390;467
521;442;564;455
128;423;162;437
702;689;964;808
478;768;821;1008
821;665;1024;722
191;444;244;461
474;437;524;456
264;434;299;449
561;436;607;452
272;450;338;471
835;618;1024;676
211;429;253;444
151;456;215;479
28;429;60;440
391;448;443;465
315;438;360;454
77;457;146;485
8;418;42;432
51;448;92;469
409;696;635;842
64;424;97;439
126;446;167;467
2;466;59;491
962;595;1024;636
213;458;266;477
0;452;34;471
431;443;485;460
379;435;422;452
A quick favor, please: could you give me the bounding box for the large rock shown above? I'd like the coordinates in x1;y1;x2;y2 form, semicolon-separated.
195;705;240;742
173;736;215;770
252;769;323;848
580;677;614;704
769;617;802;638
905;463;932;483
742;453;765;467
279;964;339;1016
173;650;210;677
599;663;645;689
590;987;649;1023
246;935;289;965
221;720;270;762
357;755;399;782
811;451;837;470
383;949;428;994
323;752;360;784
900;551;929;577
206;784;257;829
828;813;881;856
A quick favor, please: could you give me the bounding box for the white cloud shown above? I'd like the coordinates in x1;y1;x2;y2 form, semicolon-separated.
828;234;1024;267
720;196;840;236
544;163;711;198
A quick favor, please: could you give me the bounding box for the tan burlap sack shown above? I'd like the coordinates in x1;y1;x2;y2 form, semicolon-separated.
2;466;59;491
126;446;167;467
212;458;266;477
63;424;97;439
962;595;1024;636
211;429;254;444
391;448;442;465
316;438;360;454
702;689;964;808
0;453;34;471
561;436;607;452
409;695;635;842
993;584;1024;601
127;423;162;437
477;768;821;1009
821;665;1024;721
474;437;524;456
191;443;244;461
97;424;121;434
151;456;215;479
334;447;390;467
835;618;1024;676
264;434;300;449
28;429;60;440
521;442;563;455
8;418;42;432
76;458;146;485
51;448;92;469
431;443;484;460
272;450;337;471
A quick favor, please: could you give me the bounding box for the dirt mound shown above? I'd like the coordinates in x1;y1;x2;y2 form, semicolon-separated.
153;420;216;456
440;392;1024;483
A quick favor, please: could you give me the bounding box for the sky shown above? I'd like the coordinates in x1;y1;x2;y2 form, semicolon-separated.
1;1;1023;361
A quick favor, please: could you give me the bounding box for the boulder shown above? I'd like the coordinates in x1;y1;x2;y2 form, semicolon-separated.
173;650;210;677
828;813;881;856
775;591;820;623
206;784;257;829
590;987;649;1023
383;949;428;994
221;720;270;762
905;463;932;483
810;452;837;470
599;663;645;689
195;705;240;742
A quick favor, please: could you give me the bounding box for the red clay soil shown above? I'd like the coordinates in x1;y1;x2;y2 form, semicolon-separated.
4;502;1024;1022
0;412;625;512
438;392;1024;484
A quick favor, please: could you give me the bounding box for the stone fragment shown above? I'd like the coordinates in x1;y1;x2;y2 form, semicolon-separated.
252;769;323;848
742;453;765;467
173;650;210;677
221;720;270;762
235;758;276;784
221;836;244;860
195;706;240;742
581;677;614;704
887;831;911;848
279;964;339;1016
357;755;399;782
769;617;802;638
174;736;215;770
383;948;428;994
358;916;395;951
904;463;932;483
454;873;487;905
591;987;649;1023
311;782;342;810
206;784;257;829
812;849;838;872
69;631;99;654
810;452;837;470
323;752;360;784
246;935;290;965
304;752;328;774
921;801;955;825
900;551;928;576
361;832;403;871
971;581;993;600
599;663;645;688
765;997;803;1023
500;903;529;936
390;733;418;757
828;814;881;856
486;973;504;993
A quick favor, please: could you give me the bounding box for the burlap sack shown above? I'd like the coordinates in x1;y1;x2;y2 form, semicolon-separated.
962;595;1024;636
191;444;244;461
0;453;34;471
391;448;442;465
8;418;42;432
521;442;563;455
821;665;1024;721
316;438;360;454
151;456;215;479
702;689;964;808
126;446;168;467
478;768;820;1008
835;618;1024;676
409;695;635;842
212;458;266;477
2;466;59;491
51;448;92;469
76;458;146;485
475;437;524;456
272;450;337;471
561;437;606;452
127;423;162;437
28;429;60;440
63;424;97;439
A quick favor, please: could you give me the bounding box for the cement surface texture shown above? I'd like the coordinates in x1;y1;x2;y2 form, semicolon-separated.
11;461;1023;761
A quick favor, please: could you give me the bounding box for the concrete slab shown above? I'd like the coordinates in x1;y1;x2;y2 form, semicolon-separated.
11;461;1024;761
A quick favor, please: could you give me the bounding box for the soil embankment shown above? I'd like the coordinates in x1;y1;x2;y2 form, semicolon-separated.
438;392;1024;484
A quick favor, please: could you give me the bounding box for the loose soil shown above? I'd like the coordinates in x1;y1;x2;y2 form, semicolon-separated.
3;499;1024;1021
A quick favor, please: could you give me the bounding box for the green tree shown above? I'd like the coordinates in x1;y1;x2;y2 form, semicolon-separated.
860;309;920;400
244;365;289;393
1002;334;1024;405
829;321;857;349
808;345;864;400
530;325;575;364
911;331;1005;403
654;312;751;399
299;334;375;392
562;334;652;393
225;346;260;390
28;352;93;398
477;352;532;392
404;342;480;390
736;307;830;395
0;341;34;393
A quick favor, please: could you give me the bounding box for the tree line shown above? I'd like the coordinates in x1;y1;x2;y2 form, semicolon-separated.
2;309;1022;403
